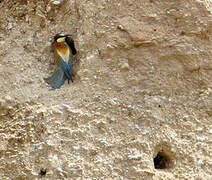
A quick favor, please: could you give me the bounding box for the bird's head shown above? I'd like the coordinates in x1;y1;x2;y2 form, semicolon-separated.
54;33;77;55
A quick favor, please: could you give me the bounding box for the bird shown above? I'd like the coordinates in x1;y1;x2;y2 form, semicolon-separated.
44;33;77;89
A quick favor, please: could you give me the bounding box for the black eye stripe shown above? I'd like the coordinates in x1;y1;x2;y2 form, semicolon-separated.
54;34;77;55
55;34;72;41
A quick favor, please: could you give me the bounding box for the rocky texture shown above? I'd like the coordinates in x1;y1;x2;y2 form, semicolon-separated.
0;0;212;179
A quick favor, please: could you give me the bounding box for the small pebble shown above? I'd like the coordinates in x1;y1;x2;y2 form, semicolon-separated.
52;0;62;5
120;62;130;70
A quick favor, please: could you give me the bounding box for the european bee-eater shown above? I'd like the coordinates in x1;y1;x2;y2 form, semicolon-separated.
44;33;77;89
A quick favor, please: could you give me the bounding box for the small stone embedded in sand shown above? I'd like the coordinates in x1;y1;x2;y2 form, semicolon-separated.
58;104;71;111
117;24;126;31
5;95;14;102
120;62;130;70
51;106;63;114
36;108;47;114
51;0;62;5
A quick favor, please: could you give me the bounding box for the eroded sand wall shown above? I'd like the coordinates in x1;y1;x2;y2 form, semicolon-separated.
0;0;211;179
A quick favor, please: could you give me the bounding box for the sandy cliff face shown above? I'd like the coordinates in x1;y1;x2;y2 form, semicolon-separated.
0;0;211;179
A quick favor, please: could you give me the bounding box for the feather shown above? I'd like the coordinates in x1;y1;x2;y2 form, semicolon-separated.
59;57;73;82
44;68;66;89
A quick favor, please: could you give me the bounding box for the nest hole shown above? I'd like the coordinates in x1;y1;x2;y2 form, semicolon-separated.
154;151;171;169
39;168;47;176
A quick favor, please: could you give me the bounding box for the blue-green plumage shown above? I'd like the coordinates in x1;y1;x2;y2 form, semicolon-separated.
44;68;66;89
59;57;73;83
44;33;77;89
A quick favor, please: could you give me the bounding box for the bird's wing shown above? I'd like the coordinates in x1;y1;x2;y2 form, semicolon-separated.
66;36;77;55
59;57;73;81
44;68;66;89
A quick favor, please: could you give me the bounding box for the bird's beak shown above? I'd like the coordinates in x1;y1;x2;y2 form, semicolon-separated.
65;34;72;37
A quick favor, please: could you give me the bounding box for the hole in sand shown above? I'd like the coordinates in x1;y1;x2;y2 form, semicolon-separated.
154;151;172;169
39;168;47;176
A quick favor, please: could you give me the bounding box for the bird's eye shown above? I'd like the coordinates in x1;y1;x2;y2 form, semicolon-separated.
57;37;66;43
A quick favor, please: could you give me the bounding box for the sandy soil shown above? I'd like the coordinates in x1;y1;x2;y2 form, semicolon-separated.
0;0;212;179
